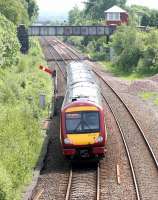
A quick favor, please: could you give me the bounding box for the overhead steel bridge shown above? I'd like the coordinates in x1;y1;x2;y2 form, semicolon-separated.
17;25;116;53
17;24;149;53
28;25;116;36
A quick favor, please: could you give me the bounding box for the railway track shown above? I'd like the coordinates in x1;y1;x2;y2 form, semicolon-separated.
92;69;158;199
41;38;101;200
44;37;83;61
32;37;96;200
44;37;158;199
41;37;67;79
65;164;100;200
31;37;158;200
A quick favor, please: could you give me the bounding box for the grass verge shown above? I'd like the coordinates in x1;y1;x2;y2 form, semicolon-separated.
139;92;158;106
99;61;151;81
0;38;52;200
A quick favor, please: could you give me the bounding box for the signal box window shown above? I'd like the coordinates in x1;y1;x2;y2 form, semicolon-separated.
66;111;100;133
107;13;120;20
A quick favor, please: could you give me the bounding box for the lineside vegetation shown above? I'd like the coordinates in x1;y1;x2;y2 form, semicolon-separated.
0;2;51;200
67;0;158;77
111;26;158;75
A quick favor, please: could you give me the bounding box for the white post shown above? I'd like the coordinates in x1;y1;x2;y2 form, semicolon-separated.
39;94;46;108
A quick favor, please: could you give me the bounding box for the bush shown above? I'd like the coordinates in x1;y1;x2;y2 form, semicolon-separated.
0;105;43;198
0;0;29;25
111;25;143;73
65;36;84;51
0;38;51;200
0;164;12;200
137;30;158;74
111;25;158;75
0;14;19;68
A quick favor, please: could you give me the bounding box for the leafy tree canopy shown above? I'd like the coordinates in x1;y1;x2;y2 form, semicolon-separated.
128;5;158;27
69;6;84;25
23;0;39;21
0;14;19;68
0;0;38;25
111;25;158;74
0;0;29;25
84;0;127;19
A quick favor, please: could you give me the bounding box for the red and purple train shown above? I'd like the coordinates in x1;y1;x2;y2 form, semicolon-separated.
60;61;107;159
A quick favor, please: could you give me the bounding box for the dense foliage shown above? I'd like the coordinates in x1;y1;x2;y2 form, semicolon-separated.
67;0;127;61
0;1;52;200
0;38;51;200
128;5;158;27
111;26;158;74
24;0;38;21
68;2;158;76
0;0;38;25
68;1;158;27
141;10;158;27
69;6;85;25
84;0;126;19
0;14;19;68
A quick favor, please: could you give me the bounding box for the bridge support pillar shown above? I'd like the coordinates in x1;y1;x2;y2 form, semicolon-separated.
17;25;29;54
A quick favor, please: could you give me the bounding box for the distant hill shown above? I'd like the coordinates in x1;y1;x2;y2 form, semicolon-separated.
38;11;68;21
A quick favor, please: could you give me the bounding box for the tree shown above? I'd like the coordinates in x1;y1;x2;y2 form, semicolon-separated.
0;0;29;25
127;5;150;26
84;0;127;19
111;25;142;72
141;14;150;26
24;0;38;21
0;14;19;68
0;0;38;25
149;10;158;27
137;30;158;73
69;6;85;25
128;5;158;27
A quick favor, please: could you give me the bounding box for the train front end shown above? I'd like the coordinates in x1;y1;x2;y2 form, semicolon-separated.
60;101;106;159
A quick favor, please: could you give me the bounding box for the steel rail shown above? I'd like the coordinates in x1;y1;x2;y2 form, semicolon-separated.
51;44;68;66
102;94;141;200
65;164;100;200
44;37;84;65
52;39;77;61
54;37;82;60
45;38;69;65
42;37;66;80
46;39;100;200
96;163;100;200
43;37;75;81
94;70;158;169
65;168;73;200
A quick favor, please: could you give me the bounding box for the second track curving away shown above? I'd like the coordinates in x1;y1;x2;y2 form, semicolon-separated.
92;68;158;200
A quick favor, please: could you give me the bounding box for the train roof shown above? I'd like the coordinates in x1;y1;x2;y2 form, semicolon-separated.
67;62;93;84
62;61;102;108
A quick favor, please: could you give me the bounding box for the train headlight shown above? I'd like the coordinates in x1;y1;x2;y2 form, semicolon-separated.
95;136;103;143
64;138;72;144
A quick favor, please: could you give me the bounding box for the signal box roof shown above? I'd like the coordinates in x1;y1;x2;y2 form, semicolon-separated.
104;5;127;13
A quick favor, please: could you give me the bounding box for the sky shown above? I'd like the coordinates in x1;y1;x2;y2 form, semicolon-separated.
127;0;158;9
36;0;84;20
36;0;158;20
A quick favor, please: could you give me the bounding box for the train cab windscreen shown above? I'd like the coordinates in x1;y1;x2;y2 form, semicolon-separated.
66;111;100;133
